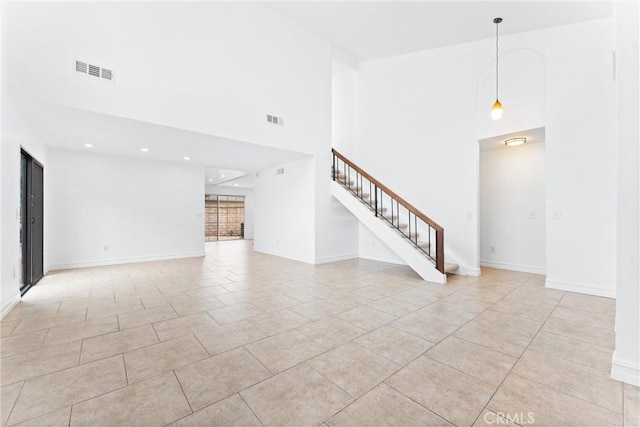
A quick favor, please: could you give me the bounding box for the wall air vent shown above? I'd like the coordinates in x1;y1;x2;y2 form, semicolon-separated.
75;59;115;83
75;60;87;73
100;68;113;81
88;64;100;77
267;114;284;126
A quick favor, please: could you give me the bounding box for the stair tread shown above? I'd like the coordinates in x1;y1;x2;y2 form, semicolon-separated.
444;263;459;274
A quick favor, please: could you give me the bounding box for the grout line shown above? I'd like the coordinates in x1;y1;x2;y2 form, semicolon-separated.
192;333;212;358
39;328;50;350
470;285;566;426
121;352;129;387
172;370;194;414
77;339;84;366
238;392;266;427
4;379;27;426
384;382;458;426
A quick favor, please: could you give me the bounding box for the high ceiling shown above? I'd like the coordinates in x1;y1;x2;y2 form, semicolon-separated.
268;1;612;60
3;1;613;189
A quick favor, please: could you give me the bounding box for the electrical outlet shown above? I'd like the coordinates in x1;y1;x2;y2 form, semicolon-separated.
527;211;536;220
552;210;562;220
489;246;496;254
104;244;110;253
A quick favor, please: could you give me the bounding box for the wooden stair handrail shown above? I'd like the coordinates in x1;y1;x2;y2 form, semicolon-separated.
332;148;446;274
332;149;444;232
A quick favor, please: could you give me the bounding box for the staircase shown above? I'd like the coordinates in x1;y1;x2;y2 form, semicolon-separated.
331;149;458;284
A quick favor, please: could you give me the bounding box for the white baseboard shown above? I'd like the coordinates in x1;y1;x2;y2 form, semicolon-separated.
545;278;616;299
611;352;640;386
314;253;359;265
1;291;21;320
480;260;546;275
48;251;206;271
461;266;482;277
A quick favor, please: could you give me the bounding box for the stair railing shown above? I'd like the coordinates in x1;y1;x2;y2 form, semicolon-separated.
332;148;445;274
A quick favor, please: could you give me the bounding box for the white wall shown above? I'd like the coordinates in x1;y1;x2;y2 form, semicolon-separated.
205;184;255;240
254;157;316;264
332;55;358;151
3;2;358;268
612;1;639;387
0;3;5;316
2;2;50;318
480;142;546;274
358;224;405;265
335;19;616;293
3;3;329;157
46;149;204;269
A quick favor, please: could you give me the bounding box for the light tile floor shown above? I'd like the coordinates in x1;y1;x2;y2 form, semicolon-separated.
1;240;638;426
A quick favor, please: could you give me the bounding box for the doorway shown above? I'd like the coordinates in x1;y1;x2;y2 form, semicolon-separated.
20;149;44;295
205;195;245;241
478;130;546;275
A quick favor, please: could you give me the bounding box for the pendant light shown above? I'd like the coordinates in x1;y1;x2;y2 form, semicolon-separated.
491;17;503;120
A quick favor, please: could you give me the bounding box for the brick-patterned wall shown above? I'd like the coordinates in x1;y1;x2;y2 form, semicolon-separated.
204;198;244;241
205;200;218;241
218;206;243;237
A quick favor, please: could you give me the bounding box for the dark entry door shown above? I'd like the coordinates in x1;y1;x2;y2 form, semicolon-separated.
20;150;44;295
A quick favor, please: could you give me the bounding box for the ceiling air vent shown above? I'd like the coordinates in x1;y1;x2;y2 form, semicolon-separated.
75;59;115;83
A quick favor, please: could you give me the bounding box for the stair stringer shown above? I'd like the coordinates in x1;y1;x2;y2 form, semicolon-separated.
331;181;447;284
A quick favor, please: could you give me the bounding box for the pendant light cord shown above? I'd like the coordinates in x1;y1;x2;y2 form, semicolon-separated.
495;20;499;101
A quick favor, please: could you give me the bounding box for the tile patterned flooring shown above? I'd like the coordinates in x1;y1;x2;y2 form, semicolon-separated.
1;240;638;426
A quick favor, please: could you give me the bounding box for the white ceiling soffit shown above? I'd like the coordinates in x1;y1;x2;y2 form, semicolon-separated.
16;103;310;171
205;168;247;186
210;173;256;189
268;1;612;60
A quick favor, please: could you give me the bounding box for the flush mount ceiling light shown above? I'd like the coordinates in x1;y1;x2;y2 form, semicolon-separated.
491;17;503;120
140;148;149;152
505;137;526;147
182;156;190;161
83;143;94;148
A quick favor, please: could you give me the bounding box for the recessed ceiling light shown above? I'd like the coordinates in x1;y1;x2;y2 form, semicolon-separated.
140;148;149;152
83;143;94;148
220;174;225;178
183;156;190;161
208;179;214;182
234;183;238;186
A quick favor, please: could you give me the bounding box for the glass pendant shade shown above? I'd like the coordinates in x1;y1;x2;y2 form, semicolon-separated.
491;100;503;120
